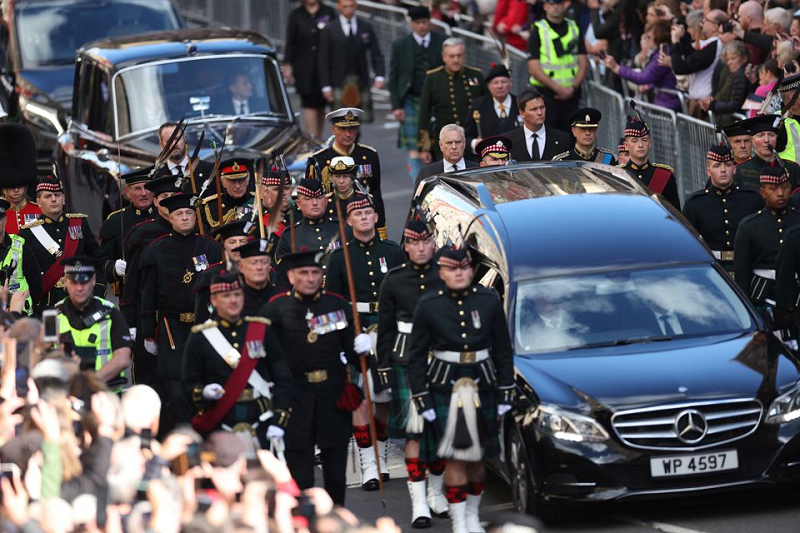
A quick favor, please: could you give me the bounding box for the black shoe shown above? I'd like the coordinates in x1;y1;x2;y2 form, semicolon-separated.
412;517;432;529
431;510;449;518
362;478;379;491
381;472;390;481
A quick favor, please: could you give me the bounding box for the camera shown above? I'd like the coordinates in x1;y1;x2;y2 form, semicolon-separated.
722;21;734;33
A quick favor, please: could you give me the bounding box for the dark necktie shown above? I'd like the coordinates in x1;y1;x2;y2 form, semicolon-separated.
660;315;676;336
530;133;540;161
238;102;245;115
451;164;458;172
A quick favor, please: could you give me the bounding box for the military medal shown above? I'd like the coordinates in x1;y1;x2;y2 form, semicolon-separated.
307;330;318;343
182;269;194;284
357;164;372;179
379;257;388;273
193;254;209;272
246;340;266;358
23;214;37;225
471;310;481;329
68;225;83;240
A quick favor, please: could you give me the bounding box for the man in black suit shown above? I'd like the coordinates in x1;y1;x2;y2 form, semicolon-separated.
463;64;519;159
415;124;479;185
318;0;385;123
157;122;216;197
501;89;570;162
389;6;447;180
215;72;271;116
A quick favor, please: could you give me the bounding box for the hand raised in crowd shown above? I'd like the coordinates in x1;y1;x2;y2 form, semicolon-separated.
1;467;28;527
603;55;620;74
30;398;61;443
8;289;28;314
658;51;673;68
670;24;684;45
92;391;119;439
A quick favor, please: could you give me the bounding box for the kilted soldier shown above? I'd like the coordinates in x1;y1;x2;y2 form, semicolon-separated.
233;238;282;316
552;107;617;164
183;271;292;451
325;192;405;491
734;164;800;308
194;219;251;324
19;174;105;314
0;124;41;235
475;136;513;168
200;159;255;230
375;217;447;528
683;145;762;274
262;249;371;506
139;193;222;433
408;246;514;533
622;117;681;210
259;167;299;248
98;167;155;298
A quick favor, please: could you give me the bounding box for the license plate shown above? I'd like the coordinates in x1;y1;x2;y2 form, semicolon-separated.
650;450;738;477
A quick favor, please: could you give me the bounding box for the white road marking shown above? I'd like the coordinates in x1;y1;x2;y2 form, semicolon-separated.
617;515;710;533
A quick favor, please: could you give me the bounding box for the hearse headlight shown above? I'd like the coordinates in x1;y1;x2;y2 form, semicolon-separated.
534;404;609;443
766;383;800;424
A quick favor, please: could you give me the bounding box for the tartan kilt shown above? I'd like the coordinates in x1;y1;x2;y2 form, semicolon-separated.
418;365;501;464
388;363;418;439
398;95;420;150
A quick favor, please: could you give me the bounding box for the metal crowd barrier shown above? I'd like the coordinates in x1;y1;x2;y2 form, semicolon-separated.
633;100;680;182
676;114;718;197
583;81;625;157
173;0;288;49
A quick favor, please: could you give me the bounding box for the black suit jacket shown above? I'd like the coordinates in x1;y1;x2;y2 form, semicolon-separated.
388;31;447;110
318;16;385;89
214;96;271;117
502;126;570;162
463;95;520;156
415;159;480;187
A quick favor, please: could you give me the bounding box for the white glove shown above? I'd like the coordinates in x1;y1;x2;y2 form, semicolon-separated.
354;333;373;354
266;425;285;439
202;383;225;400
128;327;136;342
340;352;348;365
497;404;512;416
114;259;127;276
144;339;158;356
421;409;436;422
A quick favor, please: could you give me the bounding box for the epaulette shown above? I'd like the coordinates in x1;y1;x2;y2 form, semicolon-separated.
311;146;328;157
105;208;124;221
653;163;674;172
552;151;570;161
598;148;614;155
244;316;272;325
20;219;44;229
191;320;218;333
66;213;88;218
357;143;377;153
267;291;291;303
426;65;444;75
465;66;482;73
200;194;219;205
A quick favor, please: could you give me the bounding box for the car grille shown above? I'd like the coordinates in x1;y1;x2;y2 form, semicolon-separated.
611;399;763;451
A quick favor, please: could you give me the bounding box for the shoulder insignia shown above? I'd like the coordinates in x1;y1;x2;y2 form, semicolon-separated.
598;148;613;155
311;147;328;157
552;151;570;161
105;208;124;221
268;291;291;303
653;163;674;172
245;316;272;325
200;194;219;205
66;213;88;218
191;320;219;333
465;66;482;73
357;143;377;153
426;65;444;75
20;219;44;229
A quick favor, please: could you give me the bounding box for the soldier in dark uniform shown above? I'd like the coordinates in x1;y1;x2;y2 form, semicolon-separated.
418;37;486;163
139;193;223;434
200;159;255;231
98;167;155;299
734;164;800;308
183;271;292;448
683;145;763;274
723;120;753;166
407;245;514;533
475;136;513;168
262;249;371;506
552;107;617;164
325;192;405;491
774;223;800;348
622;117;681;210
307;108;387;239
194;219;251;324
274;178;340;275
733;115;800;190
19;174;105;314
329;156;357;216
375;217;447;528
258;167;299;249
233;238;281;316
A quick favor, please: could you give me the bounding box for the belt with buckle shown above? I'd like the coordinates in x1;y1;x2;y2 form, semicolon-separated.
356;301;379;313
434;349;490;364
397;321;413;334
711;250;734;261
305;369;329;383
179;312;195;323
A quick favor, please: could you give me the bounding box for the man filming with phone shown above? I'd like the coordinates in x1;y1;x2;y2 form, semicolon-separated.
54;256;132;392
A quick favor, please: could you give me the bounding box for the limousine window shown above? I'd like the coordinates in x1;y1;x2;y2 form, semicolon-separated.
514;265;753;354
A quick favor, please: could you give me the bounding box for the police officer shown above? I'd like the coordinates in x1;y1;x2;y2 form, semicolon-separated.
200;159;255;230
683;145;763;273
233;238;282;316
140;193;223;433
325;192;405;491
0;124;41;235
375;217;447;528
552;107;617;164
183;271;292;448
407;245;514;533
99;167;155;299
777;72;800;164
475;136;513;167
194;219;251;324
307;108;387;239
622;117;681;210
262;248;371;506
0;200;39;315
56;256;132;392
418;38;486;163
734;115;800;190
274;178;340;274
19;174;104;314
734;164;800;308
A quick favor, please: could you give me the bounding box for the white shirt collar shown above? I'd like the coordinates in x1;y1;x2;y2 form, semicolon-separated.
524;124;546;138
413;32;430;47
444;157;466;171
493;95;512;117
168;157;189;171
340;15;357;33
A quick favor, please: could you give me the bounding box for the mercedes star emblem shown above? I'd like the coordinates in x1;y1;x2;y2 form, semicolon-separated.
674;409;708;444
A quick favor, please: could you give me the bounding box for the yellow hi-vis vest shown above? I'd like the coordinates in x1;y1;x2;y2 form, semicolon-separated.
1;235;32;315
779;117;800;164
57;298;125;389
529;18;579;88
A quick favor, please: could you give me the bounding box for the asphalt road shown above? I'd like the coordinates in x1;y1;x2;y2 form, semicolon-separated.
326;96;800;533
